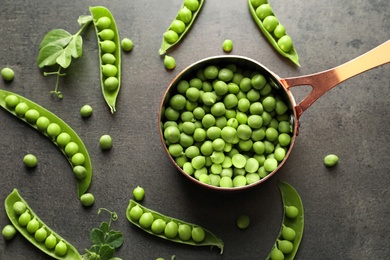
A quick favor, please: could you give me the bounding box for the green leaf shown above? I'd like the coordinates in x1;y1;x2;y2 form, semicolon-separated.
88;244;100;253
72;35;83;58
78;15;93;26
56;39;74;68
90;228;105;246
105;230;124;249
39;29;72;49
99;222;109;234
37;44;65;68
98;244;115;260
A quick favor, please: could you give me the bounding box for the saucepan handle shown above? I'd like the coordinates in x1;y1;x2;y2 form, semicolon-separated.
280;40;390;119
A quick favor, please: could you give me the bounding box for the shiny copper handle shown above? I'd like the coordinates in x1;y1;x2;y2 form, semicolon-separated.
281;40;390;119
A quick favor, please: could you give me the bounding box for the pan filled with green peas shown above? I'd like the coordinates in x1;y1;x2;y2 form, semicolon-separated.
159;40;390;191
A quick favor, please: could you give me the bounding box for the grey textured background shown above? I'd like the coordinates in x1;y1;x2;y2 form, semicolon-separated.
0;0;389;259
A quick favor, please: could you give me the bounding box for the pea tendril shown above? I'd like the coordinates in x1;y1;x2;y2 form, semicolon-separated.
43;66;66;99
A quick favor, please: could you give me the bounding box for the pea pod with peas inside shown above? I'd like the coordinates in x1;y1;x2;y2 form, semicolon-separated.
126;200;224;254
267;181;304;260
4;189;82;259
0;89;92;199
159;0;204;55
90;6;121;114
248;0;300;66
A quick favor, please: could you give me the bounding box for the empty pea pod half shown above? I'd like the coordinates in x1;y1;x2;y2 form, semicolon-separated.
4;189;82;259
90;6;121;114
0;89;92;198
248;0;300;66
267;181;304;260
126;200;224;254
159;0;204;55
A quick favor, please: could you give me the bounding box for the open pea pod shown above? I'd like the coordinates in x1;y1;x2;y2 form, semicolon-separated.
90;6;121;114
248;0;300;66
159;0;205;55
266;181;304;259
0;89;92;198
126;200;224;254
4;189;82;259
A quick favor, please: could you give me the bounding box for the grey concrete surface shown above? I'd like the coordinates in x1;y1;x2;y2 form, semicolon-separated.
0;0;389;259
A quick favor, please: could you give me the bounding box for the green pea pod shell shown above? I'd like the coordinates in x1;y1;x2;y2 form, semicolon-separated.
266;181;304;259
90;6;121;114
159;0;204;55
0;89;92;198
5;189;82;260
126;200;224;254
248;0;300;66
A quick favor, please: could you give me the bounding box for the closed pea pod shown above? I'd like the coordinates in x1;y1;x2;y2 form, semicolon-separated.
159;0;204;55
126;200;224;254
90;6;121;113
0;90;92;198
4;189;82;259
266;181;304;260
248;0;300;66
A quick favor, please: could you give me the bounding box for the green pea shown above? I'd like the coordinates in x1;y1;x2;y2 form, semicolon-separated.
18;211;31;226
164;30;179;44
219;176;233;187
26;218;40;233
133;186;145;201
218;68;234;82
104;76;119;91
237;124;252;140
285;206;299;219
250;0;267;8
263;15;279;32
270;248;285;260
222;39;233;52
247;115;263;129
170;20;186;34
25;109;40;124
35;227;48;242
98;28;115;41
178;224;192;241
213;80;228;96
256;4;273;20
139;213;155;229
274;24;286;38
1;67;15;81
178;6;192;23
191;226;205;242
56;132;71;147
45;234;57;249
73;165;87;179
191;155;206;169
102;64;118;77
5;94;19;109
233;175;247;187
265;127;278;141
278;240;293;254
101;53;116;64
193;128;206;142
281;225;296;241
274;147;286;161
23;154;37;168
164;125;181;143
15;102;29;117
245;158;259;173
164;55;176;70
65;142;79;157
13;201;27;215
121;38;133;51
99;134;112;150
47;123;61;138
264;158;278;172
151;219;166;234
184;0;200;11
36;116;50;132
231;153;246;168
54;240;68;256
80;104;93;118
204;65;219;80
95;16;111;30
324;154;339;167
71;152;85;166
80;193;95;207
129;205;144;221
278;35;293;53
236;215;250;229
246;172;260;184
164;221;178;238
2;225;16;240
201;113;216;128
100;40;116;53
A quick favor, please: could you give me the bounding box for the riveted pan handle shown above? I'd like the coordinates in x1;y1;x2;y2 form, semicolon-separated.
281;40;390;119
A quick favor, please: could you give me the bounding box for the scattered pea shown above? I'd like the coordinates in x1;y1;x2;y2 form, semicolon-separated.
236;215;250;229
1;67;15;81
222;39;233;52
133;186;145;201
80;104;93;118
23;154;37;168
2;225;17;240
80;193;95;207
99;134;112;150
121;37;133;51
164;55;176;70
324;154;339;167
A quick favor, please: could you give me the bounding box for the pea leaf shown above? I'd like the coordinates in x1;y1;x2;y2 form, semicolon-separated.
90;228;105;246
98;244;115;260
105;230;124;249
37;44;65;68
39;29;72;49
78;15;93;26
56;41;73;68
72;35;83;58
99;221;109;234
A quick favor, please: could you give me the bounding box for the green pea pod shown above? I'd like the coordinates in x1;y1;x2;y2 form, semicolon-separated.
248;0;300;66
159;0;205;55
126;200;224;254
90;6;121;114
0;89;92;198
4;189;82;259
266;181;304;259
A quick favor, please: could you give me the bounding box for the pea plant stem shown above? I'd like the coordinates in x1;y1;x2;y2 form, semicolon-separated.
43;66;66;99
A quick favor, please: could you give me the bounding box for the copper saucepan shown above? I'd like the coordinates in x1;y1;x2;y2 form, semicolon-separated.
159;40;390;191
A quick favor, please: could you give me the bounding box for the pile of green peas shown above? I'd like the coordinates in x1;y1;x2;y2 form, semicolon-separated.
161;62;293;188
250;0;294;54
12;200;68;256
94;16;120;92
1;90;91;198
